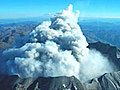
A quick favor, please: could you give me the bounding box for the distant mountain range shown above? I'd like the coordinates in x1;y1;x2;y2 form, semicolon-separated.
0;17;120;50
0;14;51;24
80;18;120;48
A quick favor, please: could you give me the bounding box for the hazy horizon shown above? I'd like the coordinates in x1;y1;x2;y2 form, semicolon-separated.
0;16;120;25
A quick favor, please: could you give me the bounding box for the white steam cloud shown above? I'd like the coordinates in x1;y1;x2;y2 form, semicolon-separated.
0;4;114;82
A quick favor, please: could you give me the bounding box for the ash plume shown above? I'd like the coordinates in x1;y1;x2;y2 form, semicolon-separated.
0;4;114;82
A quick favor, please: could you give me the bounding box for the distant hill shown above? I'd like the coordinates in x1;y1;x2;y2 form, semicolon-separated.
0;22;39;50
79;18;120;48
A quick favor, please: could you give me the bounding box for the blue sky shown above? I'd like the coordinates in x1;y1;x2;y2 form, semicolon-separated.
0;0;120;19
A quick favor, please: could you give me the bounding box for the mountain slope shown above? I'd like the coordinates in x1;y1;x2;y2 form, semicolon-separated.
0;41;119;90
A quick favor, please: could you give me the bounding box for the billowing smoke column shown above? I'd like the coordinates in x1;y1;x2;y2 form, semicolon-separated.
0;4;114;82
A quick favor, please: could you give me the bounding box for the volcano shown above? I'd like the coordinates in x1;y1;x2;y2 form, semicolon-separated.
0;5;119;90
